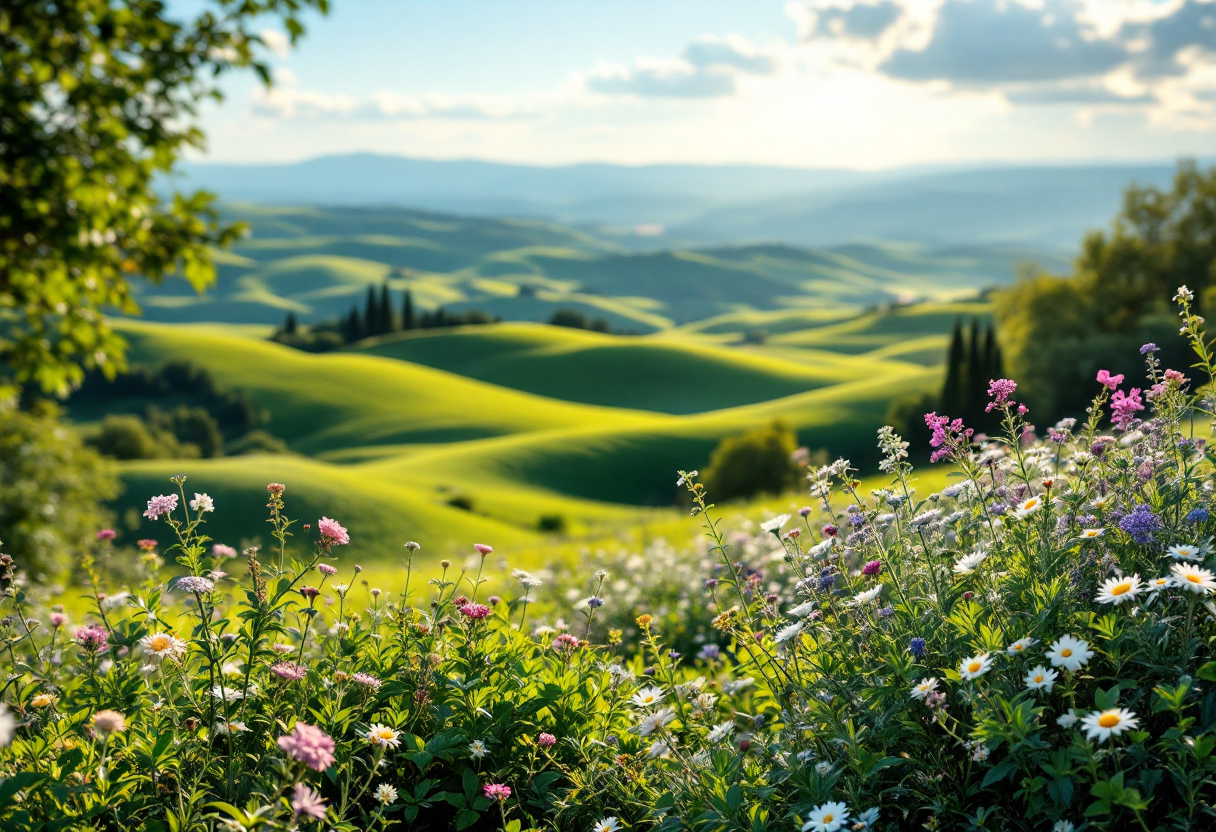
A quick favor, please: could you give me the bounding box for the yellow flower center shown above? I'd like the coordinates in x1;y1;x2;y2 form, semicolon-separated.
1098;713;1120;728
1188;574;1201;583
150;634;171;651
968;662;982;672
1112;583;1131;595
823;815;834;823
1034;674;1044;683
1060;648;1072;657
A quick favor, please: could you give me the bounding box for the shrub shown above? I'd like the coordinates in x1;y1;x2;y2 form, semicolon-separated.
537;513;567;533
702;419;802;501
87;413;196;460
0;398;118;578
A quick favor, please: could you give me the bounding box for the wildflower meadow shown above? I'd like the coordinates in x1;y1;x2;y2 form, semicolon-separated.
5;287;1216;831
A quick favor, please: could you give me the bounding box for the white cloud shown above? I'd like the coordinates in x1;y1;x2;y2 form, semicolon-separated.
584;34;780;98
259;29;291;58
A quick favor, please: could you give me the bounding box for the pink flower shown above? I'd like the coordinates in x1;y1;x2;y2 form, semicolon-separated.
213;544;238;558
317;564;338;576
271;661;308;681
552;633;580;653
1110;388;1145;429
95;529;116;541
50;613;67;629
137;539;158;551
537;732;557;748
1096;369;1124;390
1165;369;1188;383
291;782;327;820
74;625;108;652
483;783;512;802
300;586;319;600
474;543;494;556
924;412;974;464
278;722;336;771
352;672;382;689
268;483;286;496
143;494;179;520
863;560;882;577
458;603;492;620
317;517;349;547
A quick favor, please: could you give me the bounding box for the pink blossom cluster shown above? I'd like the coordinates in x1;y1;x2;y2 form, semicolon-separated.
459;603;492;620
277;722;336;771
317;516;350;546
74;625;108;652
924;412;974;464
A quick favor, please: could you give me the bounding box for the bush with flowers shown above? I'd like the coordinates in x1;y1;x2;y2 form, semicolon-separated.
3;286;1216;831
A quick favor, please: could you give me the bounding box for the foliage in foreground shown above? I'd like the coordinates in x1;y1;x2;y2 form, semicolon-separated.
6;289;1216;830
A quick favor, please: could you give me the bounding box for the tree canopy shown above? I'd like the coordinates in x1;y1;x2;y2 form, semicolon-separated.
0;0;328;395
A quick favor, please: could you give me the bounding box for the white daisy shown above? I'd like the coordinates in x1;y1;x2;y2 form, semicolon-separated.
856;808;879;829
1095;574;1142;605
1091;495;1112;509
140;632;188;663
953;551;988;575
707;721;735;744
1171;563;1216;594
213;720;249;735
1080;708;1139;742
190;493;215;513
802;801;851;832
1079;528;1104;539
1006;637;1038;656
1168;544;1205;562
910;677;939;700
374;783;398;804
631;686;666;708
636;707;676;736
1015;496;1044;517
647;739;672;759
852;585;883;605
1024;665;1058;692
958;653;993;681
593;819;622;832
1045;635;1093;672
775;621;805;644
467;739;488;758
1057;711;1078;728
760;514;791;533
787;600;816;618
365;724;401;749
1146;576;1172;593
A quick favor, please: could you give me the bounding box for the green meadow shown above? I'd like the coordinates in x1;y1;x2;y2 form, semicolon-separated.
86;205;1014;572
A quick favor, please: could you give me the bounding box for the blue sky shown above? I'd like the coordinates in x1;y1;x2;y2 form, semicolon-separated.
196;0;1216;168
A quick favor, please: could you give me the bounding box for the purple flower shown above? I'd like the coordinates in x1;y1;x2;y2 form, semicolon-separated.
537;732;557;748
96;529;116;541
985;378;1017;412
816;571;836;592
587;596;605;609
1187;507;1210;524
278;723;336;771
143;494;179;520
291;782;328;820
1118;504;1164;544
1140;343;1159;354
908;637;926;658
924;412;974;464
699;643;720;660
798;506;812;517
270;661;308;681
862;560;882;577
174;576;215;594
877;606;895;618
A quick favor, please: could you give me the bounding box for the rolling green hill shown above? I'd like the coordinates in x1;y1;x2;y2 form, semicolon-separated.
127;204;1041;331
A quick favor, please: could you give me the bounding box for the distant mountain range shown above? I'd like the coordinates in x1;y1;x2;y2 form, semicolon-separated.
175;153;1188;250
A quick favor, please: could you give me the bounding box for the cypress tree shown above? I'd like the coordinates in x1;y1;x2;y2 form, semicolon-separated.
364;286;379;337
940;318;965;415
964;318;982;424
343;307;361;343
402;290;416;330
380;283;395;333
282;311;298;336
984;325;1003;380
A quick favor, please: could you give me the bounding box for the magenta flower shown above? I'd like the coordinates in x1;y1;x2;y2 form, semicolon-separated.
143;494;179;520
278;722;336;771
483;783;512;801
1110;388;1145;429
74;625;108;652
1096;369;1124;390
474;543;494;555
924;412;974;463
863;560;882;577
95;529;116;542
537;732;557;748
317;517;349;546
270;661;308;681
984;378;1017;412
458;603;492;620
291;782;328;820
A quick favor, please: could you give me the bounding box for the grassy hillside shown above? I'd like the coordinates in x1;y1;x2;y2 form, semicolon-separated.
127;204;1031;329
